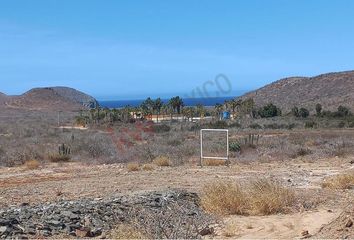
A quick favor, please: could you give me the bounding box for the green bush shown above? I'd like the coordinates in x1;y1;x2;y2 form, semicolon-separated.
258;103;282;118
299;108;310;118
229;141;241;152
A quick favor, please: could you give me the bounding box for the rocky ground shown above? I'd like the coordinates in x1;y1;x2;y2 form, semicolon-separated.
0;156;353;239
0;190;214;239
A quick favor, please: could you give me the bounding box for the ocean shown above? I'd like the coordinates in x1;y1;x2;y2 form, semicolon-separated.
99;96;236;108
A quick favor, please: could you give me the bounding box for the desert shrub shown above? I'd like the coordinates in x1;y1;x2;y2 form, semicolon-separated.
201;178;296;216
287;123;297;129
299;108;310;118
228;122;242;128
337;105;351;117
291;106;300;117
204;159;226;166
201;180;248;215
337;121;346;128
315;103;322;116
153;156;171;166
152;124;171;133
305;121;317;128
109;224;146;239
248;179;296;215
263;123;289;129
229;141;241;152
321;172;354;189
142;163;154;171
48;154;71;162
189;123;201;131
249;123;262;129
24;159;40;170
127;163;140;172
207;120;228;129
166;138;182;146
296;148;312;157
258;103;281;118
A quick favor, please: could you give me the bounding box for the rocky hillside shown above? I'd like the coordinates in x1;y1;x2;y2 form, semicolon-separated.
239;71;354;112
50;87;98;109
3;87;98;111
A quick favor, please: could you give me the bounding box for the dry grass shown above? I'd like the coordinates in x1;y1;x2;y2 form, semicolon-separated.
201;180;248;215
321;171;354;189
127;163;140;172
201;178;296;216
248;179;296;215
142;163;154;171
24;159;40;170
204;159;226;166
153;156;171;167
109;224;146;239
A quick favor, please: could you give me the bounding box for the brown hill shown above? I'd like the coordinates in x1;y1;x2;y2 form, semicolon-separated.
238;71;354;112
4;87;98;111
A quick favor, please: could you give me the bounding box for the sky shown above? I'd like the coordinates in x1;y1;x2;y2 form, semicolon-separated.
1;0;354;100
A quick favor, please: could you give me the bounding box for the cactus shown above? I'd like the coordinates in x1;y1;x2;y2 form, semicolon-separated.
59;143;71;156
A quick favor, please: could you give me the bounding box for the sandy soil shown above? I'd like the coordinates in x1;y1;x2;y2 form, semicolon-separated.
0;157;353;239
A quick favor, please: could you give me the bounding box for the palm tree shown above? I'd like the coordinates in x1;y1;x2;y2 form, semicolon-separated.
229;99;242;119
196;104;206;121
140;97;154;120
214;103;224;120
153;98;163;123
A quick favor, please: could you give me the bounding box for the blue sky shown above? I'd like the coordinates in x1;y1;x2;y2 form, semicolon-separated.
1;0;354;100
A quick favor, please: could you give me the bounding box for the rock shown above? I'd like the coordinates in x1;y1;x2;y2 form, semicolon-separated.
0;226;8;234
345;219;353;228
75;227;91;238
301;230;311;238
199;226;214;236
0;190;214;239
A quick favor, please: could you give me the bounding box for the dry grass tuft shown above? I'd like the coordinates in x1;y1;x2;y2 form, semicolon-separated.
127;163;140;172
142;163;154;171
24;159;40;170
153;156;171;167
321;171;354;189
109;224;146;239
204;159;226;166
201;180;248;215
201;178;296;216
248;178;296;215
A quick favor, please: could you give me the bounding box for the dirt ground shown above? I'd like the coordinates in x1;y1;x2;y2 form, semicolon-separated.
0;156;353;239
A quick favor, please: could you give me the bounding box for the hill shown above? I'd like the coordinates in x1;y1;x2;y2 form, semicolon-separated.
3;87;98;111
238;71;354;112
50;87;98;109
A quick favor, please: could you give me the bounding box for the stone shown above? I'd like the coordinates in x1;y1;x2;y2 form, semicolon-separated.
345;219;353;228
0;226;8;234
199;226;214;236
75;227;92;238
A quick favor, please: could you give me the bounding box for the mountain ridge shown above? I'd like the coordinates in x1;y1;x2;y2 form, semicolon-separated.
237;70;354;112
